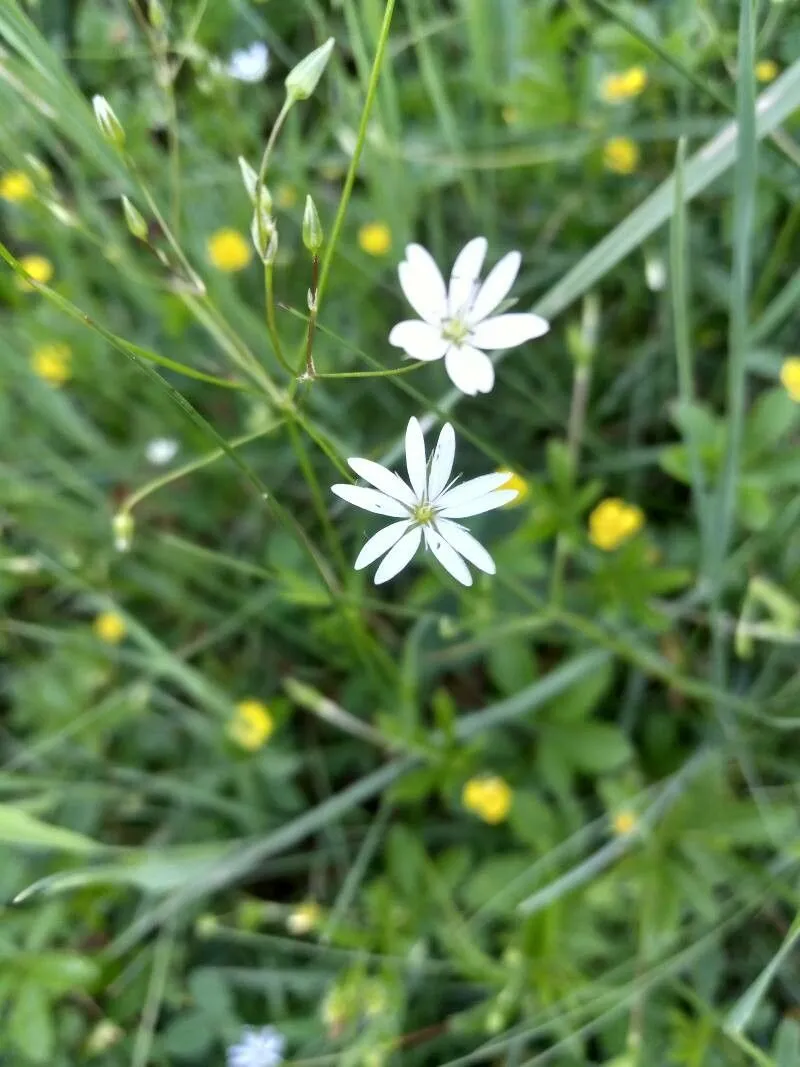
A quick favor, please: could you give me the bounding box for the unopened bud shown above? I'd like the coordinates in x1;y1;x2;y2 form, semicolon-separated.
302;194;323;253
645;252;667;292
86;1020;124;1056
121;196;147;240
92;95;125;148
112;511;134;553
251;211;278;263
285;37;335;102
148;0;166;29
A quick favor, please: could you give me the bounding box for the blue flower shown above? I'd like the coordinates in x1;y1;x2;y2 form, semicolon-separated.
227;1026;285;1067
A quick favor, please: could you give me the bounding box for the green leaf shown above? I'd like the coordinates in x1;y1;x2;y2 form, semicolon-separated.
745;388;798;458
20;953;98;995
737;483;774;531
774;1019;800;1067
0;804;101;854
188;969;234;1028
726;912;800;1036
487;637;538;696
162;1012;214;1059
462;855;533;914
9;982;54;1064
544;660;613;722
565;723;633;773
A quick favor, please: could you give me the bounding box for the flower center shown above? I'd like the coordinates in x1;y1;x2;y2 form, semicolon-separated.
412;502;435;525
441;317;470;346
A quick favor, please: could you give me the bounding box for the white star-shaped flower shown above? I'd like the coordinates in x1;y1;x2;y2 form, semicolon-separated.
227;42;270;83
331;416;518;586
227;1026;285;1067
388;237;550;396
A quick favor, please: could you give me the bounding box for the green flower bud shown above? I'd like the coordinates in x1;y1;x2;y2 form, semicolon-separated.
121;196;147;240
238;156;259;201
302;194;323;253
112;511;134;553
251;210;278;263
148;0;166;29
92;95;125;148
285;37;335;103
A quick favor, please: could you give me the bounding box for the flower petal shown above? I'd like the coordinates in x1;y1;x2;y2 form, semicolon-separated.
444;345;495;395
467;250;521;324
354;520;412;570
388;320;448;362
470;312;550;350
405;416;428;500
331;484;409;517
424;527;473;586
435;519;496;574
398;243;447;325
448;236;488;317
428;423;456;500
347;458;416;507
438;490;518;519
374;526;422;584
437;472;513;509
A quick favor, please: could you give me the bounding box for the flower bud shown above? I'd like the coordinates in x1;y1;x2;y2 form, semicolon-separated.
86;1020;124;1056
92;95;125;148
302;194;323;253
112;511;134;553
148;0;166;29
121;196;147;240
251;210;278;263
285;37;335;103
238;156;259;201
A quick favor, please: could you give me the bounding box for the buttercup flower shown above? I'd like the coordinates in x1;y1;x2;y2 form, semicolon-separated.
603;136;639;175
498;470;529;505
94;611;126;644
17;254;53;290
755;59;778;84
228;42;270;82
780;358;800;402
287;900;321;935
358;221;392;257
0;170;33;202
612;809;637;835
462;776;513;824
331;416;518;586
32;342;71;386
145;437;179;465
208;228;251;272
589;498;645;551
389;238;549;395
229;699;274;751
600;66;648;103
227;1026;285;1067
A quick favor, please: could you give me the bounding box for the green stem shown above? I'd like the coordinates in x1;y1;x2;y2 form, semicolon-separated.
264;263;295;376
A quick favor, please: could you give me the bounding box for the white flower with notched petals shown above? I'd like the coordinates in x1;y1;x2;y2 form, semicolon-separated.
331;417;518;586
227;1026;285;1067
227;42;270;83
145;437;179;466
389;237;550;396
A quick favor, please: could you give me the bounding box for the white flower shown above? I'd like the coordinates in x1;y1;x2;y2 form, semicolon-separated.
227;1026;285;1067
145;437;179;466
227;42;270;83
331;416;518;586
388;237;550;396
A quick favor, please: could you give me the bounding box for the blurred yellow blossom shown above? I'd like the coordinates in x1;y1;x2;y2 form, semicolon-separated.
207;228;251;272
0;170;33;202
287;900;321;935
358;221;392;257
462;775;512;824
755;59;779;84
612;810;638;835
276;183;298;209
86;1020;124;1056
780;358;800;402
228;699;274;750
600;66;647;103
589;498;645;551
31;342;72;386
502;106;520;125
498;470;530;505
603;137;640;175
17;254;53;291
94;611;126;644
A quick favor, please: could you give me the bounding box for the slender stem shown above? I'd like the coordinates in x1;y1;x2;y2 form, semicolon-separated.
131;924;175;1067
303;255;320;378
256;96;293;207
287;420;347;575
314;364;426;380
264;263;295;375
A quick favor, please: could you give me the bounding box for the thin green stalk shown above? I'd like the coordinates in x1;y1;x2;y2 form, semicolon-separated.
264;262;295;375
750;200;800;316
131;923;175;1067
287;419;348;576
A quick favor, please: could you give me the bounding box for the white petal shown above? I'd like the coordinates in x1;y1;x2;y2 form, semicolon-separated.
424;527;473;586
405;416;428;500
347;458;416;507
437;472;513;509
467;251;521;324
354;520;412;570
374;527;422;584
448;236;487;317
470;312;550;350
444;345;495;395
435;519;496;574
438;490;518;518
398;244;447;325
428;423;456;500
331;484;409;517
388;320;448;362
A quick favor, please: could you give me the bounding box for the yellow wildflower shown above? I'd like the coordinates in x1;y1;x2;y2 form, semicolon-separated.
780;358;800;402
228;699;274;751
589;498;645;551
287;900;321;935
358;221;392;257
276;183;298;210
0;170;33;202
207;228;251;272
603;136;640;175
31;342;72;386
498;470;530;506
462;775;513;825
755;59;779;84
612;809;638;835
16;254;53;291
94;611;126;644
600;66;648;103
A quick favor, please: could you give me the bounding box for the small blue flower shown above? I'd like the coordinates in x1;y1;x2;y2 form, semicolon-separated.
227;1026;286;1067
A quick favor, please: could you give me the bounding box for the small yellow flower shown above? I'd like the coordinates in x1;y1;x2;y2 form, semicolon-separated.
358;221;392;257
228;698;274;751
276;183;298;210
0;170;34;202
207;228;251;272
31;342;72;386
94;611;126;644
589;498;645;551
462;775;513;825
755;59;779;84
287;900;321;935
600;65;648;103
612;809;638;835
780;358;800;402
603;136;640;175
498;470;530;506
16;254;53;291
